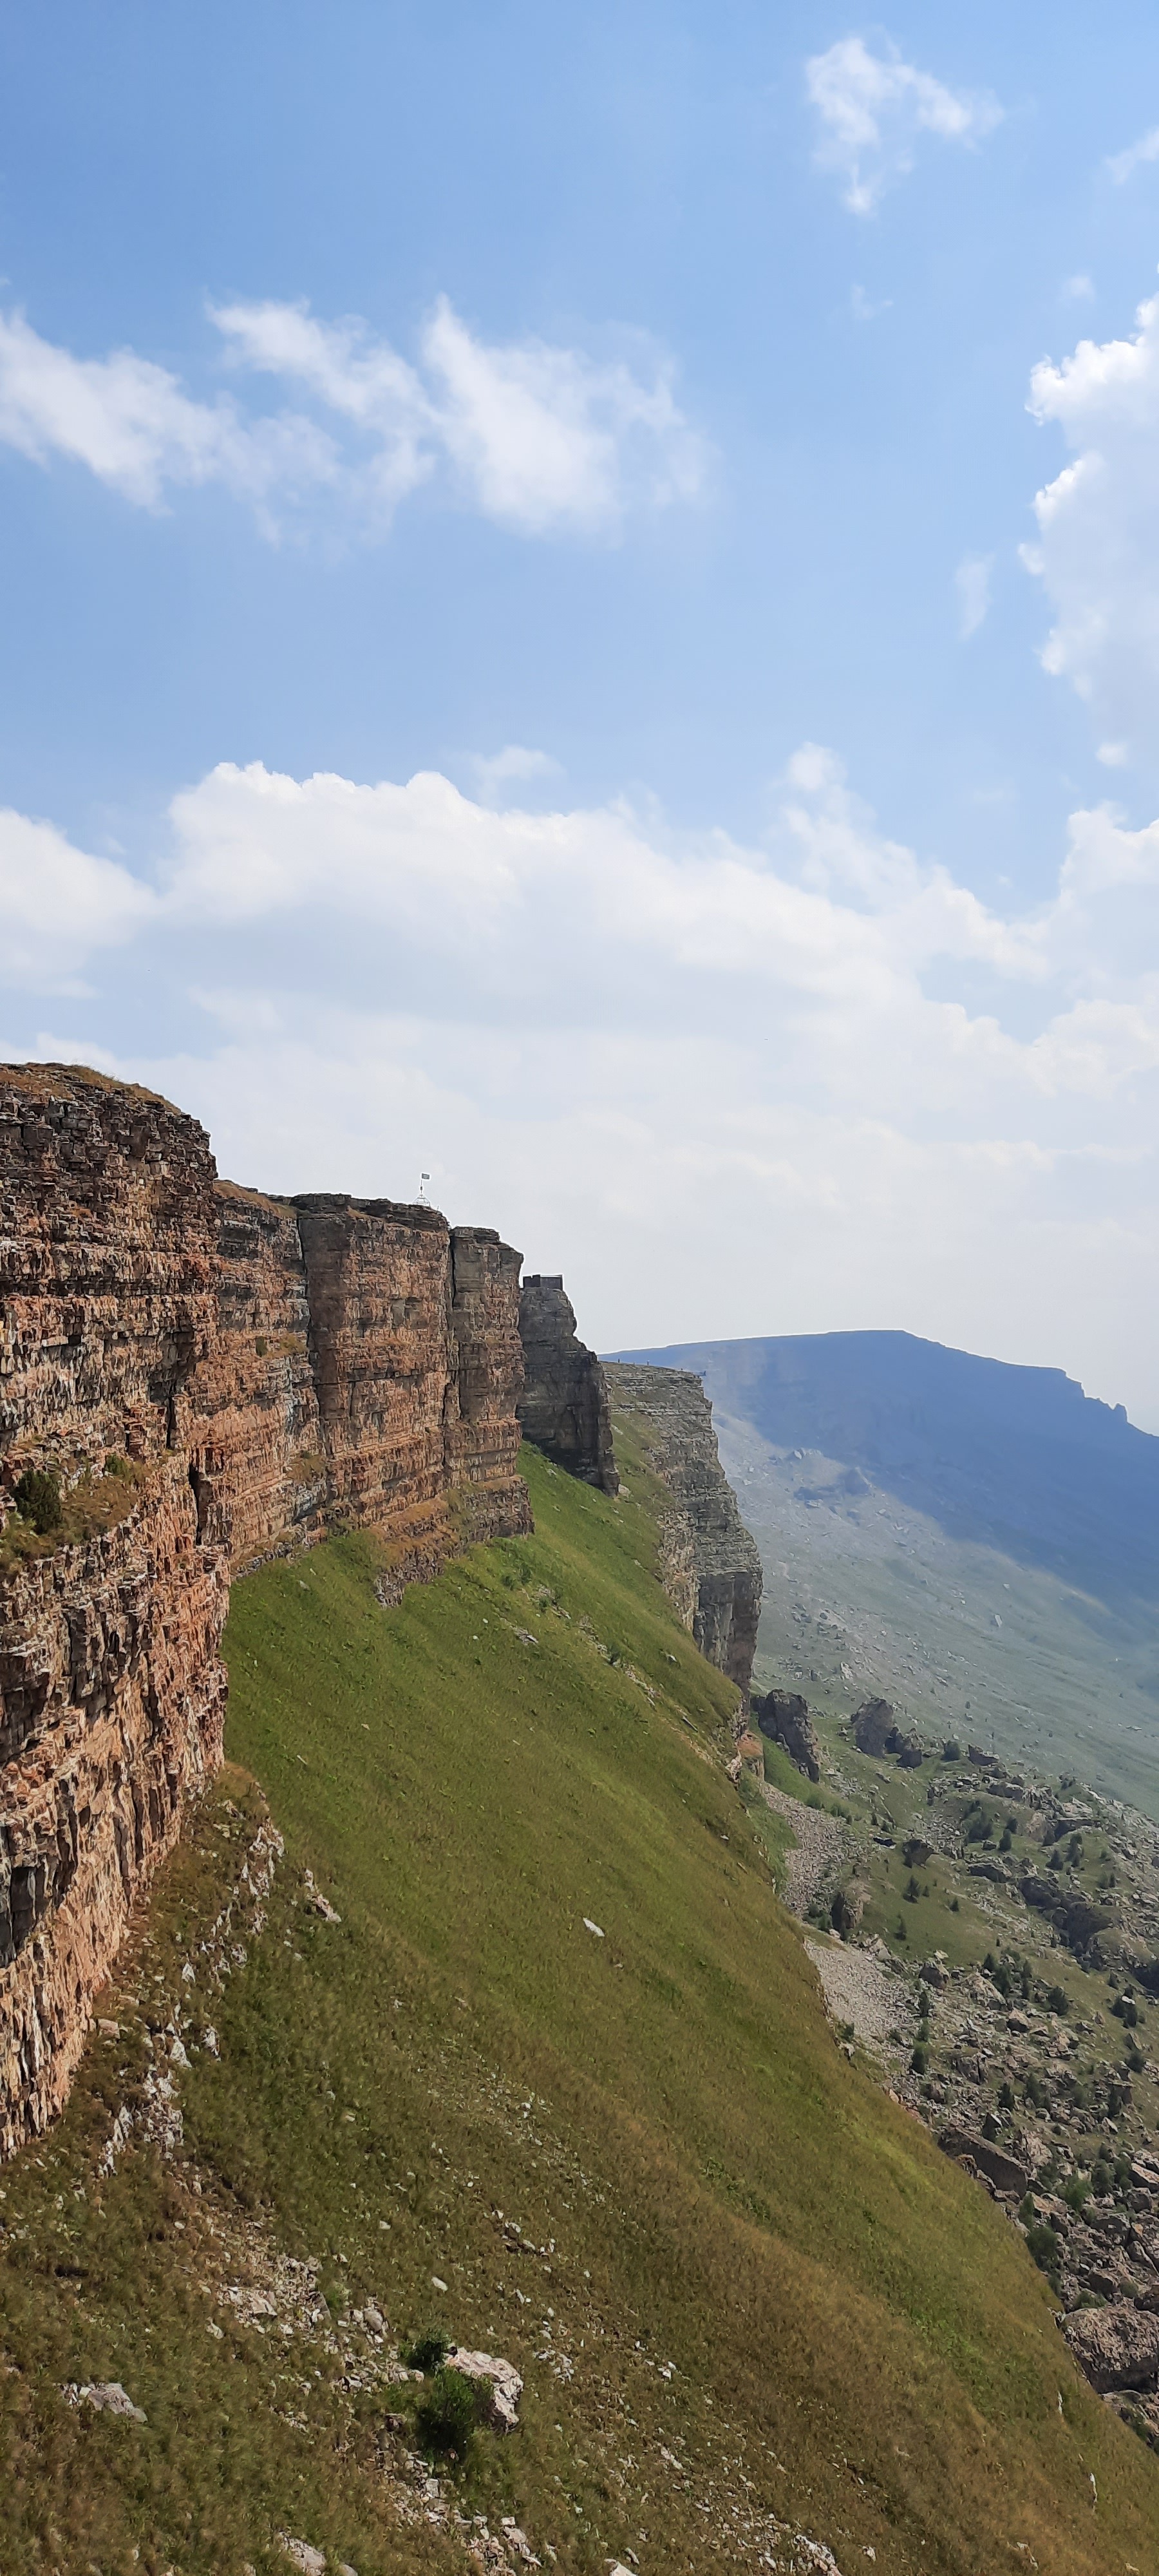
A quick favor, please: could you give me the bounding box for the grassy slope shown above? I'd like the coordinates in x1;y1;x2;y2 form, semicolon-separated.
2;1427;1158;2573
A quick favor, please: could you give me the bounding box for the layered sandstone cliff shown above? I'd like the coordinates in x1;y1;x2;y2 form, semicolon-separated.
603;1361;762;1706
0;1063;528;2155
517;1275;618;1495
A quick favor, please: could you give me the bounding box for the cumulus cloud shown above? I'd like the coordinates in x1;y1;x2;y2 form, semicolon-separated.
1023;290;1159;741
0;806;156;989
8;747;1159;1414
955;553;993;638
0;294;706;540
805;35;1001;216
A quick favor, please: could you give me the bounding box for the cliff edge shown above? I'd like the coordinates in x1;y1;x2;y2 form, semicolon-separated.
0;1063;528;2155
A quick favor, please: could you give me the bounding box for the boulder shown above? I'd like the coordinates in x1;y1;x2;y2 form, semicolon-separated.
446;2347;523;2431
755;1689;821;1783
851;1698;897;1757
938;2125;1030;2197
894;1732;925;1769
64;2381;146;2422
1062;2302;1159;2392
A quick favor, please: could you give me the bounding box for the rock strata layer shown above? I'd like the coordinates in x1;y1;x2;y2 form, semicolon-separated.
0;1063;529;2155
517;1276;618;1494
603;1361;761;1705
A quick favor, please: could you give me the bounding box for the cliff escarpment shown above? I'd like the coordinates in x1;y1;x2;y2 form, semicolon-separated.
0;1063;527;2155
603;1361;761;1706
517;1274;618;1494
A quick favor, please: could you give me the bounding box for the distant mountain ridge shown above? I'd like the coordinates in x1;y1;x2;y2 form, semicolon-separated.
607;1329;1159;1606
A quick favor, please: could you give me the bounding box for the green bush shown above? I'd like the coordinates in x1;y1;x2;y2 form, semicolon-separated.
401;2331;450;2372
415;2365;487;2456
13;1467;62;1534
1062;2174;1091;2213
910;2043;928;2074
1024;2220;1060;2279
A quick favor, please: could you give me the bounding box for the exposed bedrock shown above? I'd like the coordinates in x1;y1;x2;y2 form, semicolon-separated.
0;1063;528;2154
517;1274;619;1495
754;1689;821;1784
602;1361;762;1707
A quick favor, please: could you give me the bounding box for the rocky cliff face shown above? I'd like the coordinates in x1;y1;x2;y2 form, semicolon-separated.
0;1063;528;2155
517;1275;618;1494
603;1362;761;1706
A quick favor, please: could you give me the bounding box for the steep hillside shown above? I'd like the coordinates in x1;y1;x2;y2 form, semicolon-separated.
1;1430;1157;2573
614;1332;1159;1810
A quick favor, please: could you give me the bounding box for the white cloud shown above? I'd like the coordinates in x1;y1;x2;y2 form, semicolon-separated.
0;294;706;541
0;806;156;989
0;307;335;526
1097;741;1129;767
1107;126;1159;185
805;36;1002;216
472;745;562;800
10;746;1159;1414
955;553;993;638
1023;290;1159;739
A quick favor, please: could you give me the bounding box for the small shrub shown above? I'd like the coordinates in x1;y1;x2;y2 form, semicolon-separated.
1024;2219;1060;2280
1046;1984;1068;2015
998;2081;1016;2113
104;1452;131;1478
415;2365;487;2456
401;2331;451;2373
910;2043;928;2075
1062;2173;1091;2213
254;1334;269;1356
13;1468;62;1534
904;1874;921;1903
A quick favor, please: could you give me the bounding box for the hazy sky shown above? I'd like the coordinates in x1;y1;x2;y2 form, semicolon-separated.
5;6;1159;1418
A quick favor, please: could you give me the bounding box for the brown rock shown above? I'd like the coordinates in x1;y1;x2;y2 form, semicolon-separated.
1;1064;529;2157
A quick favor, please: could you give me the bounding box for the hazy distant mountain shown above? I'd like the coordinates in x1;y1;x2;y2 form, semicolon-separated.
608;1331;1159;1607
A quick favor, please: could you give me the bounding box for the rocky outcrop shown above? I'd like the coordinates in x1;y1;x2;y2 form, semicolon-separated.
0;1063;529;2157
1062;2301;1159;2394
938;2125;1030;2199
754;1689;820;1783
851;1698;897;1757
517;1276;617;1494
603;1362;761;1705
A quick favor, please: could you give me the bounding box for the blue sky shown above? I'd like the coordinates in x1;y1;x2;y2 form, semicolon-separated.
5;5;1159;1418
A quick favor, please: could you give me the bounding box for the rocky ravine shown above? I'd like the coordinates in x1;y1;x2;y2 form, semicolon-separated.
0;1063;530;2157
755;1676;1159;2451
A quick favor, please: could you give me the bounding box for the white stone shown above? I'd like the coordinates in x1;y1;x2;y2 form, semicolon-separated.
447;2346;523;2431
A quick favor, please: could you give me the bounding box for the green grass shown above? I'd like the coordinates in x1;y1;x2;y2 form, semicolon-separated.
2;1428;1158;2572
